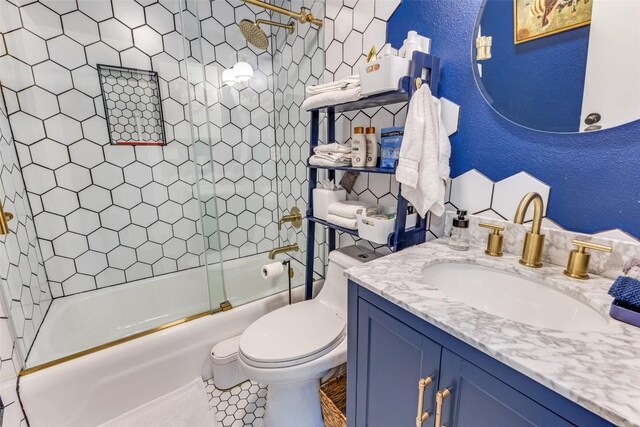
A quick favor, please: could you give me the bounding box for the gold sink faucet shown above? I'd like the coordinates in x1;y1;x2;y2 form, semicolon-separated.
268;243;299;260
513;192;545;268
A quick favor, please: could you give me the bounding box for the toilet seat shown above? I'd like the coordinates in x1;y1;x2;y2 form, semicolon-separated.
239;300;345;369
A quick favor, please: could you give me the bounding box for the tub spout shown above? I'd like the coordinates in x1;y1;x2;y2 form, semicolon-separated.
268;243;299;260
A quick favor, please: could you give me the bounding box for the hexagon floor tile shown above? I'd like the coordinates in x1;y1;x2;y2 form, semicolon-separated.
205;378;267;427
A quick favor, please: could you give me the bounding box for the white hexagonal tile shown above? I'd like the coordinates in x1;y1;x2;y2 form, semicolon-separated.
133;26;163;56
0;0;21;34
162;237;185;259
5;28;48;65
157;200;181;223
30;139;70;169
62;11;100;45
17;87;59;119
173;218;196;239
449;169;494;215
374;0;402;20
137;241;163;264
126;262;152;281
120;46;151;70
112;183;142;209
59;89;96;121
66;209;100;235
44;114;82;145
48;35;86;70
131;202;158;227
86;41;120;67
42;188;79;216
152;161;178;185
362;18;386;59
119;224;147;248
113;0;144;28
88;229;119;253
92;162;124;190
99;18;134;51
0;56;35;91
55;164;91;192
107;246;136;269
44;256;76;282
40;0;77;14
79;185;112;212
100;205;130;231
70;139;105;168
78;0;113;22
20;3;63;39
96;268;126;288
22;164;54;195
53;232;88;258
492;172;551;222
33;212;66;239
33;60;73;94
71;65;102;97
76;250;108;275
145;3;175;34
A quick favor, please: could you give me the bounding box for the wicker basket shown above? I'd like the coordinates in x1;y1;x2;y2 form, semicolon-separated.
320;373;347;427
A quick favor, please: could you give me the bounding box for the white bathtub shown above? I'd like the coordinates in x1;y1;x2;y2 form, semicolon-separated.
27;254;305;368
20;254;316;427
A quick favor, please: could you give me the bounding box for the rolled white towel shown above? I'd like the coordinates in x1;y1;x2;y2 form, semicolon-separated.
328;200;374;219
326;213;358;230
314;143;351;154
306;75;360;96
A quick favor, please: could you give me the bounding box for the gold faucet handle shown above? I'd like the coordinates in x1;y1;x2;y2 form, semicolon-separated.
571;239;612;254
564;239;612;280
479;223;504;257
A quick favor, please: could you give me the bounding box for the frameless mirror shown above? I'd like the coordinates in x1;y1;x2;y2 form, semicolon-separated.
473;0;640;133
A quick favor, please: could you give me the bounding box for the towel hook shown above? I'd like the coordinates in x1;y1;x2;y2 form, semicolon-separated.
415;77;423;89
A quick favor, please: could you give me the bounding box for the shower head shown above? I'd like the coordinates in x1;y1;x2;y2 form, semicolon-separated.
239;19;295;50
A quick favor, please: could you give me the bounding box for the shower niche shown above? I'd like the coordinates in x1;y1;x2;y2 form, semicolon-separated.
97;64;167;146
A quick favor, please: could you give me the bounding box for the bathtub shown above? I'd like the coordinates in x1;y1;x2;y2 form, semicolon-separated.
19;254;317;426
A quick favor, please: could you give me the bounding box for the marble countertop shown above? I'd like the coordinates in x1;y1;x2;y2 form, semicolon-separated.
345;240;640;427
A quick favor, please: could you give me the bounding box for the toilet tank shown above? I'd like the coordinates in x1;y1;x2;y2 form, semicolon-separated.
317;246;381;318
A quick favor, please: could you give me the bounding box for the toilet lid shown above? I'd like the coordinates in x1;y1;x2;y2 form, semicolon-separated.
239;300;345;367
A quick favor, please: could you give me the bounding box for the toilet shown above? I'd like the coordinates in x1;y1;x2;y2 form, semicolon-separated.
238;246;379;427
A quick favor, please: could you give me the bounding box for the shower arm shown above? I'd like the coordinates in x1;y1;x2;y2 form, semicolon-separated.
242;0;323;28
256;19;295;34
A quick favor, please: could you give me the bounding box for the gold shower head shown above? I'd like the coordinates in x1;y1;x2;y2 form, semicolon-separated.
239;19;295;50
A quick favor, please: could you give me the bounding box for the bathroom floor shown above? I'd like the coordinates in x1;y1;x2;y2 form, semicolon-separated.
205;378;268;426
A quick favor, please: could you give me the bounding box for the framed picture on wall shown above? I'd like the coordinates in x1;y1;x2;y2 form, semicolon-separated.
514;0;593;44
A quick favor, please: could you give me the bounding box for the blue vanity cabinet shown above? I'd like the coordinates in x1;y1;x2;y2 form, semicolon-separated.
354;299;442;427
347;281;616;427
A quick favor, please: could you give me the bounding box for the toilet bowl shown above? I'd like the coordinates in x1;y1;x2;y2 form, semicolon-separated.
238;246;379;427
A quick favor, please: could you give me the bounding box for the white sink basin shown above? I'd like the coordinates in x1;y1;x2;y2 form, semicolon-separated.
422;262;615;332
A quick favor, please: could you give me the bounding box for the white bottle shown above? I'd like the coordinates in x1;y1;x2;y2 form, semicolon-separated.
403;31;420;59
352;127;366;168
365;127;378;167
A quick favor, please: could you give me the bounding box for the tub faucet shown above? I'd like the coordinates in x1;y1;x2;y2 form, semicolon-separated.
513;192;545;268
268;243;299;260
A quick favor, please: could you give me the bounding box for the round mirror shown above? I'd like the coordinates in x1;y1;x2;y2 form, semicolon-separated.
473;0;640;133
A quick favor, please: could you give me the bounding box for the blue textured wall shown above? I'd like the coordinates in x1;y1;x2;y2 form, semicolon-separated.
479;0;589;132
388;0;640;238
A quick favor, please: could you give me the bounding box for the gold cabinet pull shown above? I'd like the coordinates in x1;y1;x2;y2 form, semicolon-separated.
415;376;433;426
0;200;13;235
434;388;451;427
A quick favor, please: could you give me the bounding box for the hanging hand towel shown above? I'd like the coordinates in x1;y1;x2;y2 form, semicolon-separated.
395;85;451;217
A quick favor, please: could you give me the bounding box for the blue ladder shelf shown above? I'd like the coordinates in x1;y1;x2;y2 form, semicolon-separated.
304;51;441;299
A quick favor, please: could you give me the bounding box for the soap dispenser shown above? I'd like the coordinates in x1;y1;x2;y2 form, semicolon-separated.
449;210;470;251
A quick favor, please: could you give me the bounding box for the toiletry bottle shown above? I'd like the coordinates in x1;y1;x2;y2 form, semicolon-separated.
365;127;378;167
352;127;367;168
449;210;470;251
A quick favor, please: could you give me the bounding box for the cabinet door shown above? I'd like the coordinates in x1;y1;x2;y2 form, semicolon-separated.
355;300;442;427
437;349;573;427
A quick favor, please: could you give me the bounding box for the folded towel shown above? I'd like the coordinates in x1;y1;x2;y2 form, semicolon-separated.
627;266;640;281
326;213;358;230
608;276;640;312
302;87;362;111
623;257;640;274
395;85;451;217
306;75;360;96
309;154;351;167
314;143;351;154
328;200;374;219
